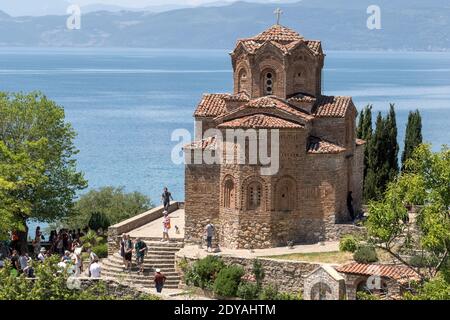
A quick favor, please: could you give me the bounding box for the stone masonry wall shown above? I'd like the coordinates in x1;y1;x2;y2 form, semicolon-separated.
175;251;319;294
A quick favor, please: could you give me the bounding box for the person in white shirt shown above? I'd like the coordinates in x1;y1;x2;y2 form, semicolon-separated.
90;258;101;278
37;248;46;262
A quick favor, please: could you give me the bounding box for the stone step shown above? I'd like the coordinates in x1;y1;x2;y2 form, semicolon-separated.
143;240;184;247
102;270;181;282
102;263;177;274
149;246;181;252
103;258;176;269
109;253;175;263
101;272;181;287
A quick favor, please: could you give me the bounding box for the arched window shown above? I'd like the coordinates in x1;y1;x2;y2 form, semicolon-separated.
262;70;275;96
223;178;235;208
247;181;262;210
238;68;248;93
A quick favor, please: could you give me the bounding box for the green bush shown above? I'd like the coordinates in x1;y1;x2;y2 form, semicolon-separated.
237;282;260;300
356;291;380;300
92;243;108;259
0;255;159;300
353;245;379;263
185;255;225;289
258;284;279;300
213;265;244;297
252;259;265;287
276;291;303;300
88;212;110;231
339;235;359;253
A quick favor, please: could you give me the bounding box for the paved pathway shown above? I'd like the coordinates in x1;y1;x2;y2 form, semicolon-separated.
129;209;185;240
178;241;340;260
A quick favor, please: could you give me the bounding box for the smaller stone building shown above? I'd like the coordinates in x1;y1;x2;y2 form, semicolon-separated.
303;263;420;300
303;265;346;300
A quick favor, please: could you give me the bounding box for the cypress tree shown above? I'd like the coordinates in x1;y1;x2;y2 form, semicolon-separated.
358;105;373;183
385;103;399;180
357;108;365;139
401;110;423;170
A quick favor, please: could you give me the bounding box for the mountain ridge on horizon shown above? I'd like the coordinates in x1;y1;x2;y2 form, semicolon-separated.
0;0;449;51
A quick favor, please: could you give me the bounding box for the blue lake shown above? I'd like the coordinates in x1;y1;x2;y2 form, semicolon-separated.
0;48;449;233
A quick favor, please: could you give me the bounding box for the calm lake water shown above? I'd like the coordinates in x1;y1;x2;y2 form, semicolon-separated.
0;48;449;234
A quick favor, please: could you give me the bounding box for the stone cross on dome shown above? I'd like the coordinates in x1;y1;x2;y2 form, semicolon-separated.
274;8;283;25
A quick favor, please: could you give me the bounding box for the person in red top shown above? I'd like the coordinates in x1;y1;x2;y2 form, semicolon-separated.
154;268;167;293
161;211;171;242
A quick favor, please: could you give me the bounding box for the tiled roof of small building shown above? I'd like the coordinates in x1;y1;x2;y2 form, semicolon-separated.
240;96;314;120
218;114;303;129
312;96;353;118
336;263;420;281
307;136;346;154
183;136;217;150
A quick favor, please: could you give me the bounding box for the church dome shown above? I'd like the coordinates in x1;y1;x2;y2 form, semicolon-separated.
251;24;304;43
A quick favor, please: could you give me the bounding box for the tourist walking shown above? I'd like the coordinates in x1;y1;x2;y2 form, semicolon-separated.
154;268;167;293
90;257;101;278
87;247;99;277
119;233;127;267
134;237;148;275
161;211;171;242
161;187;173;211
37;247;46;262
124;234;133;272
205;220;215;253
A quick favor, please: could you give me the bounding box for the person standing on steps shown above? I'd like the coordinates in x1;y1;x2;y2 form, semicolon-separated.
134;237;147;275
154;268;167;293
205;220;215;253
161;211;171;242
124;234;133;273
119;233;127;268
161;187;173;211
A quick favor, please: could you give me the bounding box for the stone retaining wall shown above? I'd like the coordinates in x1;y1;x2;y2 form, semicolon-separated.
107;202;182;255
78;278;150;299
175;251;319;294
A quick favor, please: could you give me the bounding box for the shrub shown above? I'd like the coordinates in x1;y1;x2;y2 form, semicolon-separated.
339;235;359;253
258;284;279;300
88;212;110;231
353;245;378;263
276;291;303;300
356;291;380;300
185;256;225;289
213;265;244;297
252;259;265;287
237;282;260;300
91;243;108;259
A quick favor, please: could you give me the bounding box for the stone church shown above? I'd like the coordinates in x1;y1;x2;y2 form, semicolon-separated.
183;23;364;249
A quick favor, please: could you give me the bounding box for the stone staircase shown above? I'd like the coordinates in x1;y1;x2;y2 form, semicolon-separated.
101;239;184;289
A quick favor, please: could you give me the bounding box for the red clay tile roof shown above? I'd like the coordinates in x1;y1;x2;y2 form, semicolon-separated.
194;94;228;117
307;136;346;154
241;96;313;120
235;25;322;57
183;136;217;150
195;94;353;120
336;263;420;281
312;96;353;118
218;114;303;129
252;24;304;42
356;138;366;146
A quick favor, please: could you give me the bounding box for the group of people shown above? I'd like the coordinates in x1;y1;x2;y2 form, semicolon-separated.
0;227;101;279
118;234;167;293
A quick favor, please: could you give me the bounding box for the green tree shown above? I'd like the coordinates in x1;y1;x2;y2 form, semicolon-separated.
0;92;87;251
401;110;423;170
61;186;152;230
357;105;373;182
364;144;450;280
385;104;399;180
